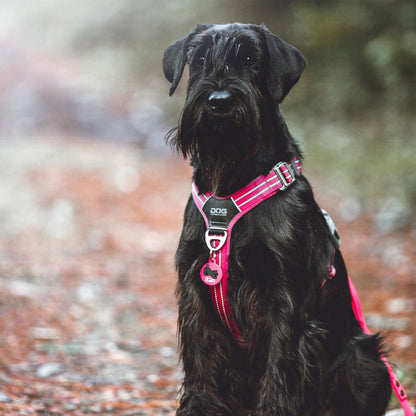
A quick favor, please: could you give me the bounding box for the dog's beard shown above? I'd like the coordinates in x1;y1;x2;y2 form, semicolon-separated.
170;83;263;195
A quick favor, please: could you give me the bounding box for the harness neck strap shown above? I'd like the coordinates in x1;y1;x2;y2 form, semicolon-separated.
193;158;302;231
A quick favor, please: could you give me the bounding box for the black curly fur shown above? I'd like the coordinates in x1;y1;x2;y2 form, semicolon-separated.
163;23;391;416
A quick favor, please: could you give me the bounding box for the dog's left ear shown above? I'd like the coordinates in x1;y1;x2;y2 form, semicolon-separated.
163;24;213;96
260;27;307;103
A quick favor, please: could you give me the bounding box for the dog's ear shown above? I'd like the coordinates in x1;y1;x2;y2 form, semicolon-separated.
260;27;307;103
163;24;213;96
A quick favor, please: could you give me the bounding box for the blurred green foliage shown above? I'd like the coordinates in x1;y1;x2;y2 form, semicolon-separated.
235;0;416;228
287;0;416;114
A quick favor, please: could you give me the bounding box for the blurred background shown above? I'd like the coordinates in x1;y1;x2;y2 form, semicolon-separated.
0;0;415;414
1;0;415;225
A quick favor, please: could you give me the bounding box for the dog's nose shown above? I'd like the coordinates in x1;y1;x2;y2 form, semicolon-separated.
208;90;232;112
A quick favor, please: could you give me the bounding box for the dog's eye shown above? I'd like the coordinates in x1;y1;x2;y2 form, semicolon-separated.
196;56;205;67
244;55;256;66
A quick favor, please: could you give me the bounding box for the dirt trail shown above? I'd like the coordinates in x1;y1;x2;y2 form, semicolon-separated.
0;136;414;415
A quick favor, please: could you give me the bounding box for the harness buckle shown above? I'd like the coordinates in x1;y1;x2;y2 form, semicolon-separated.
205;229;228;251
273;162;295;191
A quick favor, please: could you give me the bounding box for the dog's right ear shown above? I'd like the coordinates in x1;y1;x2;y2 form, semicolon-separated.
163;24;212;96
259;26;307;103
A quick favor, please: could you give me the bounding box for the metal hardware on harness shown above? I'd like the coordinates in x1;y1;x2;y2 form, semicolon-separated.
205;229;228;251
273;162;295;191
321;209;341;249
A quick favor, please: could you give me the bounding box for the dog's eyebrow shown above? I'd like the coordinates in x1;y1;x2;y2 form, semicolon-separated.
234;35;259;54
188;33;213;51
187;41;210;63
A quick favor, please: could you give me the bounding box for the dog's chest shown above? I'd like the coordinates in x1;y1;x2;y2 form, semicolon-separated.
185;159;311;344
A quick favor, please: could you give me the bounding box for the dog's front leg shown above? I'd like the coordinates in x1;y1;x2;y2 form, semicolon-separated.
254;317;308;416
176;284;246;416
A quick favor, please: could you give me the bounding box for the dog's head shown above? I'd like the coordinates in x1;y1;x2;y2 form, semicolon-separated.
163;23;306;100
163;23;306;193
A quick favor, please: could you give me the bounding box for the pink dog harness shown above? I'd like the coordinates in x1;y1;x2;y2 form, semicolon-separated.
192;158;301;346
191;158;414;414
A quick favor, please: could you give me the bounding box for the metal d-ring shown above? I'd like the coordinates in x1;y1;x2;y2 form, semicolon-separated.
205;229;228;251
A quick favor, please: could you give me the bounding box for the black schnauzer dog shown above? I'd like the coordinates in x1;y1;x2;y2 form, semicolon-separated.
163;23;391;416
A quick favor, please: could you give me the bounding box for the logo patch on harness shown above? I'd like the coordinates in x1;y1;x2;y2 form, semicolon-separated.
200;262;223;286
210;207;227;216
202;197;240;229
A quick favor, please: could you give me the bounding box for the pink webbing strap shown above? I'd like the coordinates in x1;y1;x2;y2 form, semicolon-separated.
209;236;246;347
192;183;247;345
348;277;415;416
